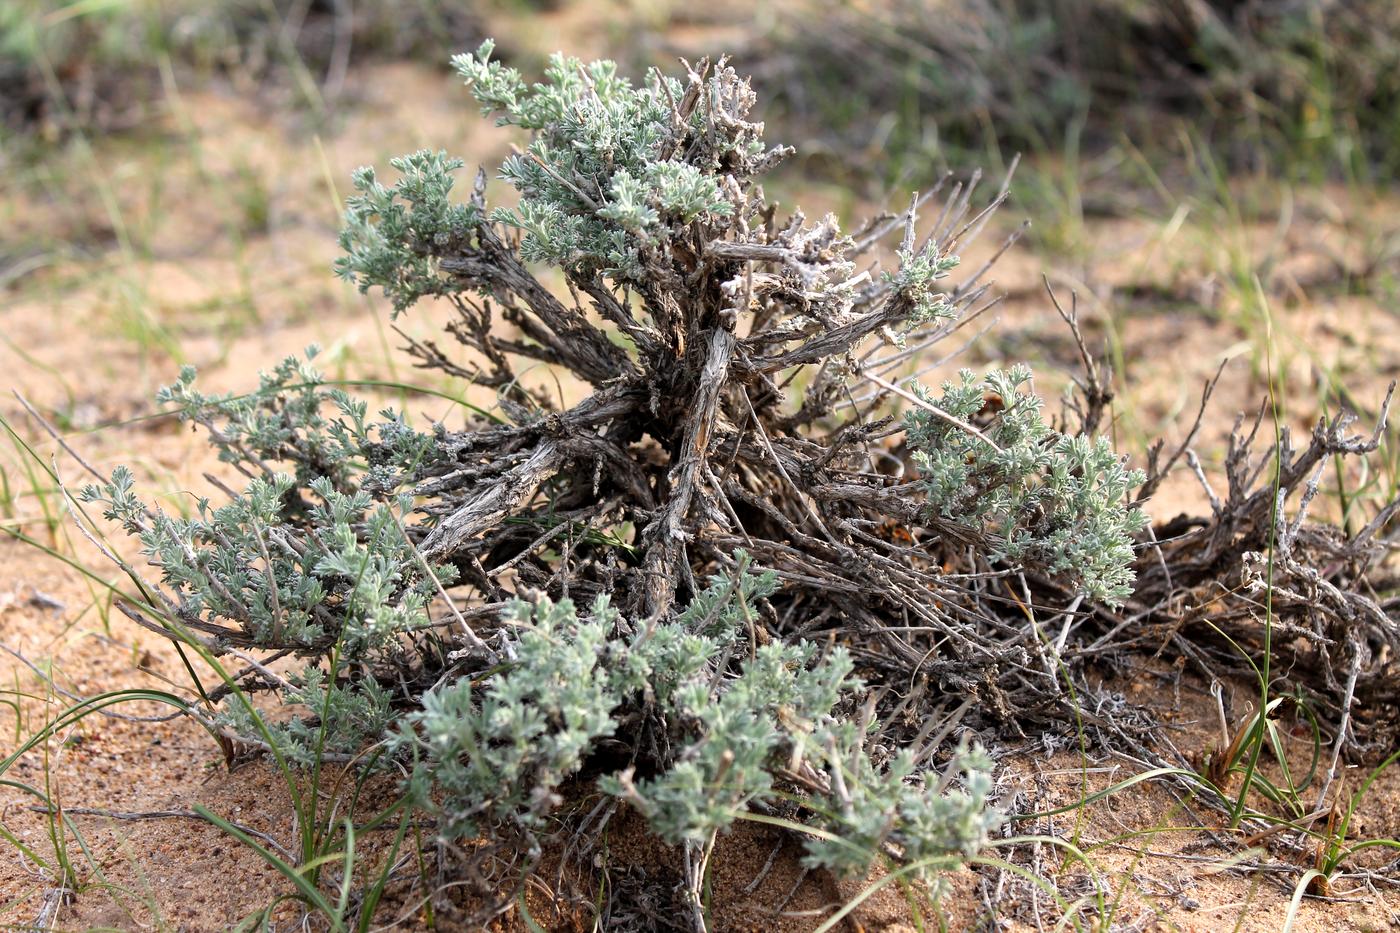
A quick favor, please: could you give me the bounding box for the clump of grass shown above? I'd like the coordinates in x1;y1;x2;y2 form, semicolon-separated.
760;0;1400;184
1;0;486;137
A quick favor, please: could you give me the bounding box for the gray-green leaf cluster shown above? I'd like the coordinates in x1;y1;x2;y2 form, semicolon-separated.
399;559;1001;872
905;365;1147;603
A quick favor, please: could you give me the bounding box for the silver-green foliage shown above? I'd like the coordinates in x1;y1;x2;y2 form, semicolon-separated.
454;40;738;270
335;39;746;309
905;365;1147;603
80;351;452;759
399;558;1000;872
335;150;482;315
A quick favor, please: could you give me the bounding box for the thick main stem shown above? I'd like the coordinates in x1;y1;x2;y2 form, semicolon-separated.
640;326;736;620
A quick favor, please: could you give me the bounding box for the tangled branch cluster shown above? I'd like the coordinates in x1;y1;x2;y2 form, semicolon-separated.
81;43;1139;893
82;40;1400;918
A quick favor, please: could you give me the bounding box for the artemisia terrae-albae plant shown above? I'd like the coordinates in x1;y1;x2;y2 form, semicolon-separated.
82;41;1147;917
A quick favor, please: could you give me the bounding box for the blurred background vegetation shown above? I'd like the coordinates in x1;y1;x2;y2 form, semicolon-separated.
0;0;484;133
761;0;1400;185
10;0;1400;177
2;0;1398;514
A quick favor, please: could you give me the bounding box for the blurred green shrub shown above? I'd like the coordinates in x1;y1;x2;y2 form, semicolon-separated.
762;0;1400;182
0;0;483;134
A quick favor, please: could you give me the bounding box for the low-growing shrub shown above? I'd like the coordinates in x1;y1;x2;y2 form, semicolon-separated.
761;0;1400;181
84;40;1148;919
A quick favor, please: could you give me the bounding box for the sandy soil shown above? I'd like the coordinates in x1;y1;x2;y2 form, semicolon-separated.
3;4;1400;930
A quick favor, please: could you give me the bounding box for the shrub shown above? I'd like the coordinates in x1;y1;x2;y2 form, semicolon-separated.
906;365;1146;604
85;40;1148;914
1;0;483;135
761;0;1400;181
